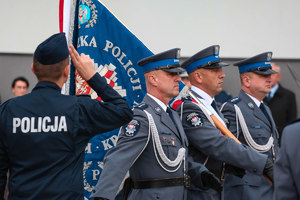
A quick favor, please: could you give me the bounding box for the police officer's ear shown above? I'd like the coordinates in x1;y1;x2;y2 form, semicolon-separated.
31;63;36;75
240;73;251;88
191;69;203;84
63;64;70;78
146;71;159;87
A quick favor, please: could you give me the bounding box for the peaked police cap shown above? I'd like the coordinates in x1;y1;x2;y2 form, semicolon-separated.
234;52;277;75
137;48;184;73
181;45;229;74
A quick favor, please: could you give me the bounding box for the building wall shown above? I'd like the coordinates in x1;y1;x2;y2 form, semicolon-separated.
1;53;299;118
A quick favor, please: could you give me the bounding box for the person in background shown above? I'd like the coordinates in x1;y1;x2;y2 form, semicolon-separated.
221;52;279;200
264;63;297;139
11;76;29;97
0;32;133;200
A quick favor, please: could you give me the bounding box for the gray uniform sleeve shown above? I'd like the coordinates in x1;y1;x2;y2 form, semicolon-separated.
274;123;299;200
90;108;149;200
180;101;267;175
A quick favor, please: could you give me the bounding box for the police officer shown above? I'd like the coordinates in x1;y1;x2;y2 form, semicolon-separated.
91;48;222;200
0;33;133;200
221;52;279;200
274;119;300;200
176;45;273;200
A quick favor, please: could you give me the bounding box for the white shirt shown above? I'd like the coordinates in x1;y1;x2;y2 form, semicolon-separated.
191;85;226;126
246;93;263;107
147;93;167;112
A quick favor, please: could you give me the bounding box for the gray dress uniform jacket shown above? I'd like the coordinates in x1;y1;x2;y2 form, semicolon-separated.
177;90;267;200
221;90;279;200
274;119;300;200
91;94;207;200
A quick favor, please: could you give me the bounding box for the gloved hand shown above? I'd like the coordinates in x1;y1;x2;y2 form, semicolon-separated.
225;164;245;178
263;159;273;183
201;171;223;192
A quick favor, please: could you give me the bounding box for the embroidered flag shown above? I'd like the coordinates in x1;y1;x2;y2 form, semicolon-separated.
60;0;152;199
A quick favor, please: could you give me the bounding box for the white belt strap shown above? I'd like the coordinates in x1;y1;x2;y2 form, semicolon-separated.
144;110;185;173
234;104;274;153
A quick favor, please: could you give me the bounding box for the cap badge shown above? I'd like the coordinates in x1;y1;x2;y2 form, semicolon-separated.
267;53;272;61
176;49;181;59
214;46;219;56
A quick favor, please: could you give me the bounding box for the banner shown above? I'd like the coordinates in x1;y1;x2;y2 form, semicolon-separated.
61;0;153;199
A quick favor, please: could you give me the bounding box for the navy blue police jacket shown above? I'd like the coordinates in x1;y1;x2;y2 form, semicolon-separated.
0;73;133;200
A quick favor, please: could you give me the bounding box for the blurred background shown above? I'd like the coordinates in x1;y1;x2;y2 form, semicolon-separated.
1;0;299;117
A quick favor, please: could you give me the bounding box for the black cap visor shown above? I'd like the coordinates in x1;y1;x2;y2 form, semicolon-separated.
202;61;229;69
158;64;185;73
248;67;278;75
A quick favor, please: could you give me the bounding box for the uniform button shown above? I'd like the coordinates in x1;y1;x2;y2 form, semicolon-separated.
253;169;257;173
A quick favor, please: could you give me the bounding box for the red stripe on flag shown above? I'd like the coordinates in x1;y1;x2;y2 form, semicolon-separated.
105;71;114;79
109;81;115;87
59;0;64;32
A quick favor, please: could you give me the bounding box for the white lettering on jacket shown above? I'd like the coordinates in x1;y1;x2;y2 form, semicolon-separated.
12;116;68;133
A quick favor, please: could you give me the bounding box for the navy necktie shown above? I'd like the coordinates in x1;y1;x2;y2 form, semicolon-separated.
260;103;271;123
166;107;179;130
211;100;219;113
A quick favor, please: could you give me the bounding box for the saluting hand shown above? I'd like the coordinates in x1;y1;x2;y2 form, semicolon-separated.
69;44;96;81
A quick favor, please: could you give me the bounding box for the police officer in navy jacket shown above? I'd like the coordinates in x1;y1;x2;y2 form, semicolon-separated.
0;33;133;200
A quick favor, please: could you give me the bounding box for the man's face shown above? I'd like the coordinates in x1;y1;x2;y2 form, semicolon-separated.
247;73;272;98
12;80;28;97
156;70;181;99
199;67;225;98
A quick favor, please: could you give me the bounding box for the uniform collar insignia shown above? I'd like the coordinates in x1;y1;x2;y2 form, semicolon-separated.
248;102;254;109
154;106;162;114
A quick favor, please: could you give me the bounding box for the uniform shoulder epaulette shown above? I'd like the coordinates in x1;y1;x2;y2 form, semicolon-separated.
134;102;148;110
230;97;240;104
